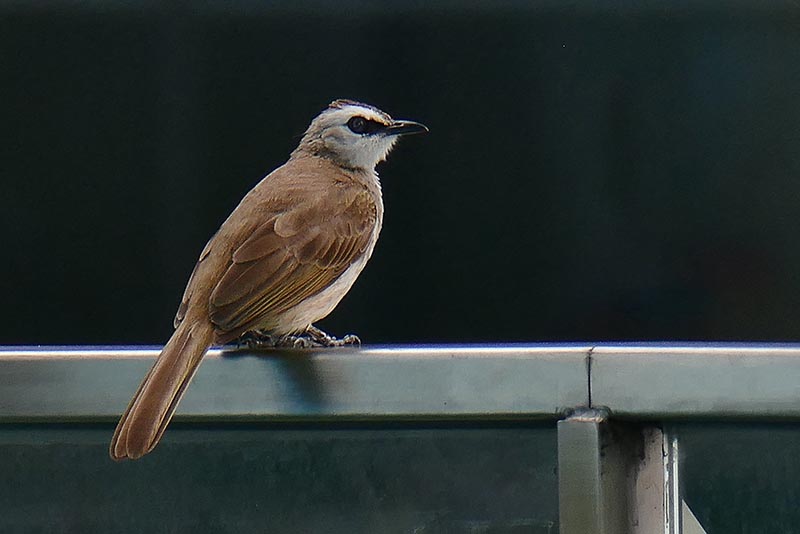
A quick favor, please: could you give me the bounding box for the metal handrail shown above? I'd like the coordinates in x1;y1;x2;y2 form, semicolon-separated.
0;344;589;421
3;343;800;422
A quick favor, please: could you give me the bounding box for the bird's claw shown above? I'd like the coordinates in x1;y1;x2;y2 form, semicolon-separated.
341;334;361;347
305;325;360;347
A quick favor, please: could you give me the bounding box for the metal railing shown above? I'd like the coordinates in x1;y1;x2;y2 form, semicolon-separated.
4;343;799;533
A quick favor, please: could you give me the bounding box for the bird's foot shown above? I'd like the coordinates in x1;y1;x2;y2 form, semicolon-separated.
235;330;282;350
305;325;361;347
235;326;360;350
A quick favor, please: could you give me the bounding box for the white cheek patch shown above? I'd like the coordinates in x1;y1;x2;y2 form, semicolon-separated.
324;128;397;170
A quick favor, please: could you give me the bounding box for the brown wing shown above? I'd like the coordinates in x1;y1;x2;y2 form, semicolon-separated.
207;185;377;337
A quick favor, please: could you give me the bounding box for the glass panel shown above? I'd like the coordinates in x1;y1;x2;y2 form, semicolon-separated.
0;423;558;533
677;422;800;533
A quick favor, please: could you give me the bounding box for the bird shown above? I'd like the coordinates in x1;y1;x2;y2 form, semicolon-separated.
110;99;427;460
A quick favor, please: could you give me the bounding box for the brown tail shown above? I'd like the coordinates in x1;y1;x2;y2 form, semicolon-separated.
109;318;215;460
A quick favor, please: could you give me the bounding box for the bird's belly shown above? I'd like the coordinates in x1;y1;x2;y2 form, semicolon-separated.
271;253;371;334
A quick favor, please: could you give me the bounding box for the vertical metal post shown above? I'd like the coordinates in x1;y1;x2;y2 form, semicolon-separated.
557;414;706;534
557;408;627;534
631;427;669;534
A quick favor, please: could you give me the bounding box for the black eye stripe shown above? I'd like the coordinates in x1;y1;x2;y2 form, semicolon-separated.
347;116;386;135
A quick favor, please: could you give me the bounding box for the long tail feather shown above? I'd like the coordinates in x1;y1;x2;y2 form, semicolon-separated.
109;319;215;460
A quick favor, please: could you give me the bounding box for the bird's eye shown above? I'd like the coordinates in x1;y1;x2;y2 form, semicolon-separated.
347;116;368;134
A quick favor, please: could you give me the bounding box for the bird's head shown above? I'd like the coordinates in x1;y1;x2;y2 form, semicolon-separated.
293;99;428;171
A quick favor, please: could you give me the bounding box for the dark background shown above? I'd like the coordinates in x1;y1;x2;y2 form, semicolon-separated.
2;1;800;345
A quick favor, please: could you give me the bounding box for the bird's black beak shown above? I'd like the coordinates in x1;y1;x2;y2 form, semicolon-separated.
384;120;429;136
